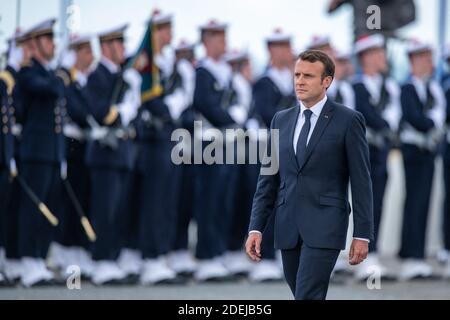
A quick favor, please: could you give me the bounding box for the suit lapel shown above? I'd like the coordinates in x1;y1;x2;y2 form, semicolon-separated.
288;104;301;170
299;100;335;171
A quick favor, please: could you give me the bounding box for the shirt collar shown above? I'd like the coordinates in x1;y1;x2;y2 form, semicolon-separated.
299;95;328;118
100;56;120;74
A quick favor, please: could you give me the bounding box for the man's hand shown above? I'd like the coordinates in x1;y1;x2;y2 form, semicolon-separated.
349;239;369;266
245;233;262;262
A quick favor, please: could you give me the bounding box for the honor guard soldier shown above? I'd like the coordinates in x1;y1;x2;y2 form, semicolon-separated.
442;45;450;277
16;19;67;287
192;19;247;282
306;35;335;59
85;25;139;285
306;36;355;109
2;29;33;285
398;40;446;280
247;29;297;282
221;50;255;278
352;34;401;281
48;35;95;279
0;30;29;286
329;50;356;109
134;10;191;285
167;39;199;278
251;29;297;129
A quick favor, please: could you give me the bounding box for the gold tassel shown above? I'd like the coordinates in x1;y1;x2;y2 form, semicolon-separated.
38;203;59;226
81;216;97;242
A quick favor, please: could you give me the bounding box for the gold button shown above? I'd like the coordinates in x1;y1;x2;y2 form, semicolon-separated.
2;115;8;124
55;125;61;133
2;127;8;134
9;107;15;114
8;97;13;105
1;106;6;113
54;107;61;115
55;116;62;124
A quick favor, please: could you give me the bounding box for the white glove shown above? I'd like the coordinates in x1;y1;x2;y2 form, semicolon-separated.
9;158;18;178
228;105;248;126
60;161;68;180
164;89;189;120
90;127;108;140
60;49;76;70
7;45;24;72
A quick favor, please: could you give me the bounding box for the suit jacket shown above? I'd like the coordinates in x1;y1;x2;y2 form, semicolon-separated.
249;99;374;250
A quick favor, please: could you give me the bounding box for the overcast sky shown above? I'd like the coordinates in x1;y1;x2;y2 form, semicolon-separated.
0;0;448;76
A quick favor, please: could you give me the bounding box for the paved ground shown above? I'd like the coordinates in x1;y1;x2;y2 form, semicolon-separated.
2;275;450;300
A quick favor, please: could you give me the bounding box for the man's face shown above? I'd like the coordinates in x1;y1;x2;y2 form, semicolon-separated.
410;50;434;78
294;59;332;105
269;42;293;67
361;47;387;73
76;45;94;71
111;39;125;64
157;23;173;49
204;31;226;58
35;35;55;60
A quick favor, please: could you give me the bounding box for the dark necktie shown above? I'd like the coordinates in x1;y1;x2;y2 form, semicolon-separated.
296;109;313;166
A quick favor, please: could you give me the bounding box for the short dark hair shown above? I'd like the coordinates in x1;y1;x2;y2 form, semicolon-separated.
298;50;335;81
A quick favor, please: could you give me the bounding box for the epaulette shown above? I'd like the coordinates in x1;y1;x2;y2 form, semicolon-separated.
0;70;15;95
56;69;71;87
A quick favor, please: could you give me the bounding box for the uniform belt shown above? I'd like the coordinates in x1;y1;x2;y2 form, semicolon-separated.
63;123;85;141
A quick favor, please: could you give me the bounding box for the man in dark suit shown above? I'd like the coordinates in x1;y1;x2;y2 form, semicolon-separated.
246;50;374;300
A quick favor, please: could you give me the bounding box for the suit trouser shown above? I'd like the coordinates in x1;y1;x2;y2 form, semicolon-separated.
58;153;91;249
399;144;435;259
443;144;450;251
368;145;389;253
137;141;181;259
89;168;127;261
18;162;62;259
281;237;340;300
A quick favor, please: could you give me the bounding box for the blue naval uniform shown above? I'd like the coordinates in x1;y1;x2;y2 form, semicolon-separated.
1;65;23;262
192;58;241;260
248;68;296;261
85;61;133;262
16;58;66;259
399;75;446;259
55;67;91;250
352;74;401;253
443;73;450;252
133;59;182;261
0;66;17;255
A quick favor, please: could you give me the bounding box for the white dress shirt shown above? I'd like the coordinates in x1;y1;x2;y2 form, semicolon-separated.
250;95;369;243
